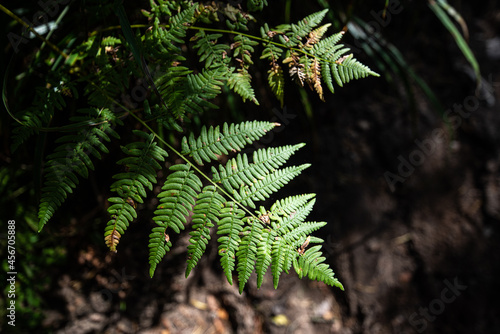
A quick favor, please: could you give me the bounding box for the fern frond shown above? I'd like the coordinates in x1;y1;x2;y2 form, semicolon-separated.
312;31;379;92
260;42;283;62
101;36;122;46
331;54;379;87
165;6;196;44
149;164;202;277
265;194;329;289
217;202;246;285
267;64;285;107
284;9;329;47
261;26;284;97
105;130;168;252
255;228;275;288
167;68;226;119
269;193;316;217
309;58;324;101
192;31;230;69
235;164;311;209
304;23;331;50
236;217;264;293
273;195;316;234
283;221;327;246
232;35;259;69
181;121;279;165
247;0;269;12
293;245;344;290
227;70;259;105
38;108;120;231
271;236;294;289
212;144;305;197
185;185;225;277
313;31;348;57
144;17;184;58
260;11;378;100
11;87;66;151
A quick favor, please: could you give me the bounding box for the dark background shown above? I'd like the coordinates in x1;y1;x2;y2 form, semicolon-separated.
1;0;500;333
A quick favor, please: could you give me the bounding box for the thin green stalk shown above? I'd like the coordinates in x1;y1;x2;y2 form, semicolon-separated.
90;23;378;74
0;3;68;59
93;79;259;220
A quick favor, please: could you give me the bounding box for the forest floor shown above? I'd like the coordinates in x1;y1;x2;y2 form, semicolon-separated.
6;2;500;334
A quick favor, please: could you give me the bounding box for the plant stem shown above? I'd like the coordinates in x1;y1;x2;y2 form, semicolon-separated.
0;4;68;59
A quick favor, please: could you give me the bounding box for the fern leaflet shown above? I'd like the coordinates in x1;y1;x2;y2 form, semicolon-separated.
192;31;230;69
255;228;275;288
227;71;259;105
217;202;246;285
293;245;344;290
185;185;225;277
38;108;120;232
236;217;263;293
149;164;202;277
235;164;310;209
105;130;168;252
181;121;279;165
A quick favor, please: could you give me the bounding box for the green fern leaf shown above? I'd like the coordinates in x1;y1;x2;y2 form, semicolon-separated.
11;87;66;152
304;23;331;50
212;144;305;197
38;108;119;232
334;54;379;86
285;9;329;47
217;202;245;285
236;164;311;209
148;226;173;278
186;185;225;277
247;0;268;11
260;42;283;62
255;228;275;288
181;121;279;165
293;245;344;290
149;164;202;277
273;195;316;234
105;130;168;252
165;6;196;44
227;71;259;105
313;31;347;58
144;17;184;58
267;66;285;107
192;31;230;69
270;193;315;216
312;31;378;90
283;221;327;246
236;218;264;293
161;68;226;119
101;36;122;46
232;35;259;68
271;236;294;289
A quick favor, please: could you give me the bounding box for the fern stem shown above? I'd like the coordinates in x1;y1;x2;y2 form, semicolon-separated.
0;4;68;59
89;23;369;71
103;92;259;220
